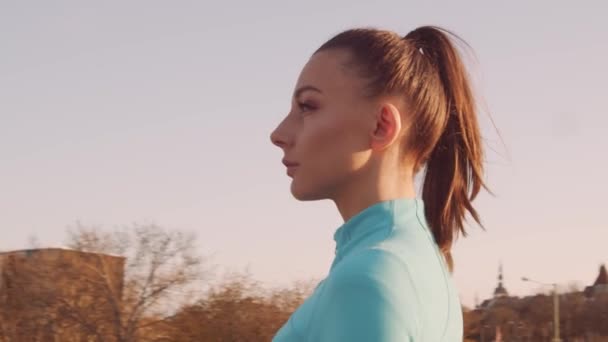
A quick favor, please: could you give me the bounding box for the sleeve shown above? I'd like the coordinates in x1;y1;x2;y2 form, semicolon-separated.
315;250;419;342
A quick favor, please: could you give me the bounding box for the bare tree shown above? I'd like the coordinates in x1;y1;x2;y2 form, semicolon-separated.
65;222;208;341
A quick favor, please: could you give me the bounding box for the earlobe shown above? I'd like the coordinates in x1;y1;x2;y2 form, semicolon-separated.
370;104;401;151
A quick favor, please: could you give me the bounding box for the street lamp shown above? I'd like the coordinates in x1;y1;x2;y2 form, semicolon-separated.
521;277;561;342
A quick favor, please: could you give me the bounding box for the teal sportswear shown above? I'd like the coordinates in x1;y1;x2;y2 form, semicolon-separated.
272;198;463;341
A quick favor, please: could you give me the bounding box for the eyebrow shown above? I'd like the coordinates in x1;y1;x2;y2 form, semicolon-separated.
293;85;322;99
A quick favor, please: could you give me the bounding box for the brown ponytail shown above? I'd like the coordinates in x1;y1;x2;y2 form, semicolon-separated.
317;26;487;271
405;27;486;271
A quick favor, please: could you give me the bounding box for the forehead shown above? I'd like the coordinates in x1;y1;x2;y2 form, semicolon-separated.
295;49;366;97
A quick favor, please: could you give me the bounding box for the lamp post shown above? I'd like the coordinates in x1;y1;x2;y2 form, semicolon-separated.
521;277;561;342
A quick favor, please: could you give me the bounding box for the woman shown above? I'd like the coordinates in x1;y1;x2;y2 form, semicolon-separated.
270;26;486;341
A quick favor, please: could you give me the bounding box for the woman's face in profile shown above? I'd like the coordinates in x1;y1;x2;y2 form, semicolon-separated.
270;49;377;201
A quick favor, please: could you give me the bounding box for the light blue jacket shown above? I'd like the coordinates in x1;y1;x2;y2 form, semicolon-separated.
272;198;463;341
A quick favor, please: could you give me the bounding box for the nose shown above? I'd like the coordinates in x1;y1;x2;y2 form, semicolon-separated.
270;115;292;149
270;127;287;148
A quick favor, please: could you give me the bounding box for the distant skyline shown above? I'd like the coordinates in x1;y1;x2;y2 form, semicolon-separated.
1;1;607;307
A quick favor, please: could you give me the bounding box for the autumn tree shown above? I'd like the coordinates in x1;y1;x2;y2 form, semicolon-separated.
165;271;316;341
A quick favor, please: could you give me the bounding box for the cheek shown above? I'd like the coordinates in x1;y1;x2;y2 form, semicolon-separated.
297;116;367;182
302;117;349;160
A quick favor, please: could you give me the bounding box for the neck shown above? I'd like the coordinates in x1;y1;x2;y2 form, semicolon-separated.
333;166;416;222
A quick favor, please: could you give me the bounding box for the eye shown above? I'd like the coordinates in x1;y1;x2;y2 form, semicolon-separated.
297;101;316;113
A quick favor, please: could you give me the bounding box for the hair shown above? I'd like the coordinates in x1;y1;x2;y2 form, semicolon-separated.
316;26;488;271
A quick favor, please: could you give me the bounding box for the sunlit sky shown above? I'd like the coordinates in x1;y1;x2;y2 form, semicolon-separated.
1;1;607;307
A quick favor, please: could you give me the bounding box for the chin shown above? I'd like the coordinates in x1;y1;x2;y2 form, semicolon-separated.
290;181;326;201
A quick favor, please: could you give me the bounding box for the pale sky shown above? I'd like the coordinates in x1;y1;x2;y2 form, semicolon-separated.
1;1;607;307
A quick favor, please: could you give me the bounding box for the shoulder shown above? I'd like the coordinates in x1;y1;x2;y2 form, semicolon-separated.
327;248;419;304
313;248;421;341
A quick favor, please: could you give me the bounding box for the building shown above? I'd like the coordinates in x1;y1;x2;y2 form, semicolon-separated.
0;248;125;341
478;263;511;309
493;263;509;298
467;262;608;341
584;264;608;298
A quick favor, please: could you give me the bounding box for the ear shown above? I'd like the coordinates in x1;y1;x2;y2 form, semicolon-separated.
370;103;402;151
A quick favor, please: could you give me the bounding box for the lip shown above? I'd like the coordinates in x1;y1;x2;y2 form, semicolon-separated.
282;159;299;177
282;159;299;167
286;165;298;177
